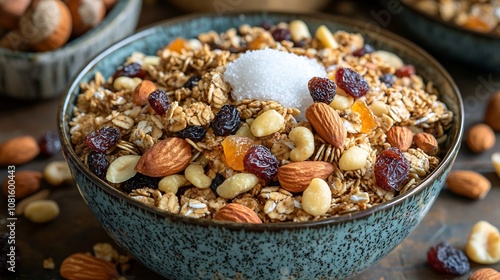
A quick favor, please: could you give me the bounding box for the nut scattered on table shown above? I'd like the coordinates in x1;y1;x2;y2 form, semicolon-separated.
466;123;495;153
492;152;500;179
0;135;40;166
469;268;500;280
60;253;120;280
24;199;60;223
2;170;42;199
43;161;73;187
15;189;50;216
445;170;491;200
43;257;55;270
485;91;500;131
465;221;500;265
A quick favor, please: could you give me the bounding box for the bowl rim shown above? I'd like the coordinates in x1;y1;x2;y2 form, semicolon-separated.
58;11;464;231
0;0;137;58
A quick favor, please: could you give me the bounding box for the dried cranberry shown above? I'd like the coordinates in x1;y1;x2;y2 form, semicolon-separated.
121;173;160;193
375;147;410;191
112;62;147;80
427;242;469;275
212;105;241;136
0;232;20;274
336;67;370;99
183;75;201;89
176;126;206;141
83;126;120;152
243;145;279;180
39;131;61;157
379;74;395;87
308;77;337;104
352;44;375;57
148;89;171;116
87;151;109;179
271;28;292;42
395;65;416;78
209;173;226;196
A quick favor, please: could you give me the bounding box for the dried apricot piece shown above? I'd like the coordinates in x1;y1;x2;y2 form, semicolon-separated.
352;99;377;133
222;136;254;171
167;37;187;53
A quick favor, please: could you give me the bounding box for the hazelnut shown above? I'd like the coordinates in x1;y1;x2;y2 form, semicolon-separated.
466;123;495;153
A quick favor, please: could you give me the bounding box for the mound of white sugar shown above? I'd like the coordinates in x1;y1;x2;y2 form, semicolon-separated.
223;49;327;121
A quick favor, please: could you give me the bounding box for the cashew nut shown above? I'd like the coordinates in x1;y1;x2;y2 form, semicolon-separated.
250;110;285;137
185;164;212;189
216;173;259;199
289;127;315;162
159;174;188;194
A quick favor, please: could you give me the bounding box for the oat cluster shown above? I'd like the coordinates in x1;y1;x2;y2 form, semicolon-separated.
70;21;453;223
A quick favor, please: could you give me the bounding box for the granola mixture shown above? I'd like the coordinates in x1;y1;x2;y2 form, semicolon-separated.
404;0;500;35
69;20;453;223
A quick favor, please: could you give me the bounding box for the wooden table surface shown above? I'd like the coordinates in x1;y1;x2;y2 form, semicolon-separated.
1;1;499;279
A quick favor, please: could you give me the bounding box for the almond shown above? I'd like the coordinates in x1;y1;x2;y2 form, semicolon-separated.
386;126;413;152
414;132;439;155
278;161;334;193
2;171;42;199
469;268;500;280
485;91;500;131
135;137;191;177
60;253;119;280
132;80;157;106
214;203;262;223
0;135;40;166
466;123;495;153
306;102;346;148
446;170;491;200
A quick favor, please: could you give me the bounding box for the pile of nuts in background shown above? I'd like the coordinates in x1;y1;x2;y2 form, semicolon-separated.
0;0;116;52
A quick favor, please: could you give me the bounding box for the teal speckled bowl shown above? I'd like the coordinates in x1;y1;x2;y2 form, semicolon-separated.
59;13;464;279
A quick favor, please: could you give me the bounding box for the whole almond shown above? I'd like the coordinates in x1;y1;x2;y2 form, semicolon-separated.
386;126;413;152
0;136;40;166
132;80;157;106
278;161;334;193
469;268;500;280
446;170;491;200
2;171;42;199
466;123;495;153
135;137;191;177
485;91;500;131
60;253;119;280
306;102;346;148
414;132;439;155
214;203;262;223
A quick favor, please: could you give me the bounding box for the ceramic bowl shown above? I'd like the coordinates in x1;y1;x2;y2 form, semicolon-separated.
59;12;464;279
0;0;142;100
167;0;329;13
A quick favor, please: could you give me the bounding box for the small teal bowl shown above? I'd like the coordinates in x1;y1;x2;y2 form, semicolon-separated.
0;0;142;100
59;13;464;279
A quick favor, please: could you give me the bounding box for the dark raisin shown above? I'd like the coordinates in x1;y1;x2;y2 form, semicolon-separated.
352;44;375;57
294;38;308;48
271;28;292;42
375;147;410;191
260;20;274;30
0;232;20;274
379;74;395;87
121;173;160;193
209;173;226;196
243;145;279;180
427;242;469;275
308;77;337;104
336;67;370;99
148;89;171;116
87;151;109;179
83;126;120;152
39;131;61;157
183;75;201;89
212;105;241;136
176;126;206;141
395;65;416;78
112;62;147;80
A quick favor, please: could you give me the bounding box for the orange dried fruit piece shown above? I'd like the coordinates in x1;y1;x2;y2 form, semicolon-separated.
463;16;494;33
352;99;377;133
167;37;187;53
222;136;254;171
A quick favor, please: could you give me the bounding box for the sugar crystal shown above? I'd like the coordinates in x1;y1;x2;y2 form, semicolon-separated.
223;49;326;120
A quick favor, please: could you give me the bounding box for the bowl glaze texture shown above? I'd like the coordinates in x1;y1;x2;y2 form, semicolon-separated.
59;12;464;279
0;0;142;100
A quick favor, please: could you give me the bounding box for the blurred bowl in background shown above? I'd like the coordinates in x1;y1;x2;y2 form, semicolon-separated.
168;0;329;13
0;0;142;100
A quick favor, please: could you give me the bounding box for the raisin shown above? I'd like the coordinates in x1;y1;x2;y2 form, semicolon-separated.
308;76;337;104
375;147;410;191
294;39;308;48
271;28;292;42
260;20;274;30
87;151;109;179
112;62;147;80
121;173;160;193
0;232;20;274
176;126;207;141
148;89;171;116
209;173;226;196
183;75;201;89
395;65;416;78
352;44;375;57
427;242;469;275
39;130;61;157
243;145;279;180
212;105;241;136
83;126;120;152
379;74;395;87
336;67;370;99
